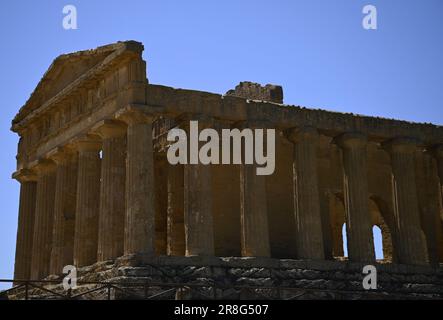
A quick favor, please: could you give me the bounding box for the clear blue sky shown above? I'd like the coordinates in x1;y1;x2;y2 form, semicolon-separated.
1;1;442;288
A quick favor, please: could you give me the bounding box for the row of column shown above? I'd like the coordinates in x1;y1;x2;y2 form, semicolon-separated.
13;120;443;280
13;108;157;280
286;131;431;265
288;131;430;265
164;125;437;266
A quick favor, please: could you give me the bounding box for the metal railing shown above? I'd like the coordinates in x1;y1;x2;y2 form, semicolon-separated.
1;279;442;300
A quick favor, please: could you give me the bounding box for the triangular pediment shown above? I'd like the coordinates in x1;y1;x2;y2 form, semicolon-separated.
13;41;143;126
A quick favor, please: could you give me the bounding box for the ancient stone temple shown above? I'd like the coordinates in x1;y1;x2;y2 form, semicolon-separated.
8;41;443;299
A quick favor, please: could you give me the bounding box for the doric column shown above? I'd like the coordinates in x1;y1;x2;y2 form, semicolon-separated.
240;122;270;257
383;138;428;265
167;163;185;256
155;154;168;254
72;135;101;267
30;159;57;279
286;127;324;260
335;132;375;263
417;147;443;265
184;119;214;256
94;120;127;261
430;144;443;263
12;169;37;281
48;147;77;275
116;108;156;256
240;163;270;257
432;144;443;204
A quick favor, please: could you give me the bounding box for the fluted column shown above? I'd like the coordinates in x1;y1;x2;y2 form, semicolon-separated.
240;122;270;257
286;127;324;260
240;164;270;257
154;154;168;254
48;147;77;275
116;108;156;256
430;144;443;263
383;138;428;265
30;160;57;279
184;119;214;256
335;133;375;263
94;120;127;261
12;169;37;282
72;135;101;267
432;144;443;204
167;163;185;255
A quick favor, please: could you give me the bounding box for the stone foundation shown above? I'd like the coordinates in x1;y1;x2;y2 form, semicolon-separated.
5;257;443;300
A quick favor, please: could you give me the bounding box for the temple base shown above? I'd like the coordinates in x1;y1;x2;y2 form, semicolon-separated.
3;256;443;300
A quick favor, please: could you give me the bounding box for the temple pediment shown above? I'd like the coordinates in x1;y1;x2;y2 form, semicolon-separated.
12;41;144;127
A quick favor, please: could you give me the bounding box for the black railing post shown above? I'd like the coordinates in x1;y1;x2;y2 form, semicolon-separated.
107;284;111;300
25;281;29;300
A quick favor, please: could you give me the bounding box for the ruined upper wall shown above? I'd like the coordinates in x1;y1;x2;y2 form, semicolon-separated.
226;82;283;104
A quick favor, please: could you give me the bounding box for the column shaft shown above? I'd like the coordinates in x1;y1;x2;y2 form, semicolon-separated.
183;119;215;256
337;133;375;263
384;138;428;265
97;129;126;261
49;150;77;275
240;163;270;257
184;163;214;256
167;164;185;255
288;127;324;260
63;160;77;267
154;155;168;255
434;145;443;206
73;139;101;267
123;118;155;256
431;145;443;262
30;161;56;279
13;170;37;281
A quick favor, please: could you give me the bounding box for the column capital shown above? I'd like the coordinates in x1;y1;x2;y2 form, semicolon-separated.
285;126;318;144
429;144;443;159
70;134;102;152
12;168;38;182
29;159;57;175
382;137;420;154
334;132;367;149
92;119;127;139
46;146;75;164
115;105;157;125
